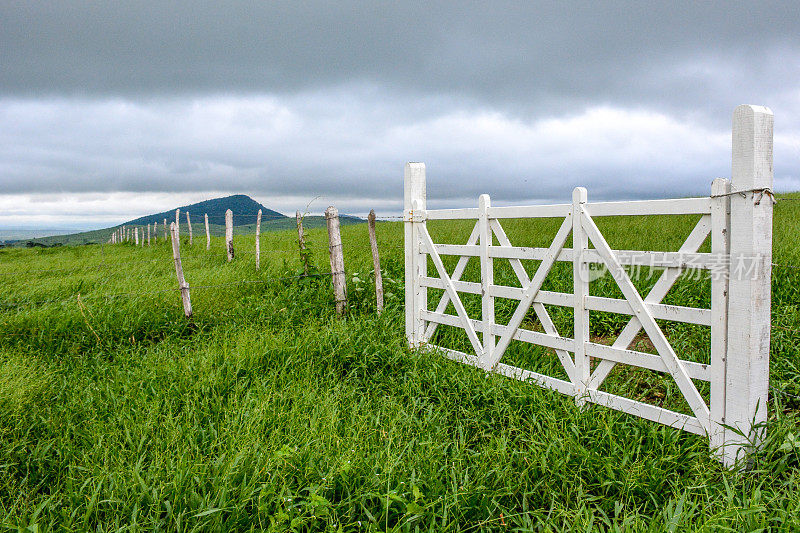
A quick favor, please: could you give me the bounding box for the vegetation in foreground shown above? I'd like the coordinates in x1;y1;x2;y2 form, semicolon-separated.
1;195;799;531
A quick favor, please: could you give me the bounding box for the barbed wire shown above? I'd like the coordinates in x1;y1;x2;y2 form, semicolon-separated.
772;262;800;271
770;386;800;401
0;272;336;311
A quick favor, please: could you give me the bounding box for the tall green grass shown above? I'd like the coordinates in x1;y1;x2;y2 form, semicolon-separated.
0;197;799;531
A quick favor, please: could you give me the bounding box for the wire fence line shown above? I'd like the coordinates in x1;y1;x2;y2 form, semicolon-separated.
1;272;337;311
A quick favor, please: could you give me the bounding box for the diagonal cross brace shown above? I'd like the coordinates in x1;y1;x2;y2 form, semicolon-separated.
490;219;577;381
423;221;480;342
419;225;484;358
580;206;711;431
484;215;573;371
588;215;711;389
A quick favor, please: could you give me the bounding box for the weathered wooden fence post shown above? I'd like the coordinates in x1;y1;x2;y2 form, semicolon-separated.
297;210;308;275
170;222;192;319
255;209;262;270
147;223;151;246
723;104;774;467
368;210;384;314
225;209;234;261
153;221;158;243
175;209;180;240
163;218;167;241
325;206;347;316
204;213;210;250
134;227;139;246
186;212;192;245
404;162;426;347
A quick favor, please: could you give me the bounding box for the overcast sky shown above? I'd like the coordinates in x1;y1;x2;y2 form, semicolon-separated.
1;2;798;229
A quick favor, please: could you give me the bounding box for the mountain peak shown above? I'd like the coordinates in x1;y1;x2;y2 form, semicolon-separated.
123;195;285;227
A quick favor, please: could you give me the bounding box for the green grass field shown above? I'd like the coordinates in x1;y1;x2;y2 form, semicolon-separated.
1;196;799;531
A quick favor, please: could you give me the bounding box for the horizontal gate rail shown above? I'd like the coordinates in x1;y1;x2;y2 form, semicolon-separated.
404;105;774;469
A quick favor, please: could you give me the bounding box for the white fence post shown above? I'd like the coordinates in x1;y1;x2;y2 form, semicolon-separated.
256;209;262;270
153;221;157;243
404;162;426;348
186;212;192;245
147;223;151;246
710;177;731;459
204;213;210;251
163;218;167;241
723;104;774;467
573;187;589;405
225;209;234;261
479;194;494;366
134;227;139;246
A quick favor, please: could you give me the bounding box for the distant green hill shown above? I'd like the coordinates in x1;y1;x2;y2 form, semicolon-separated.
10;193;365;247
125;194;284;227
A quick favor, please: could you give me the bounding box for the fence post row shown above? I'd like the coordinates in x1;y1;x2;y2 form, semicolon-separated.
204;213;210;251
402;105;774;468
169;222;192;319
255;209;262;270
368;210;384;314
225;209;234;261
325;206;347;316
404;162;426;347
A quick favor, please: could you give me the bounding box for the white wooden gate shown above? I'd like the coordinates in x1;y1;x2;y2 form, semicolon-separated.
404;105;774;467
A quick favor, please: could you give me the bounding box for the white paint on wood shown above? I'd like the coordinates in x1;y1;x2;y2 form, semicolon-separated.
325;206;347;316
588;215;712;389
368;210;384;314
204;213;210;251
486;215;572;370
573;188;589;404
581;207;711;431
419;221;483;358
422;222;480;342
225;209;234;261
710;177;731;458
255;209;262;270
724;105;774;467
405;106;774;467
479;194;494;365
170;222;192;318
404;162;426;347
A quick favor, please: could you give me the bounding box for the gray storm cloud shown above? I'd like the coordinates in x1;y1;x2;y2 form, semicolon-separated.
0;2;798;228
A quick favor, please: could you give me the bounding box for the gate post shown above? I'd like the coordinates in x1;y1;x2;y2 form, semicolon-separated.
724;105;773;467
404;163;427;348
710;177;731;459
479;194;494;365
572;187;590;405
